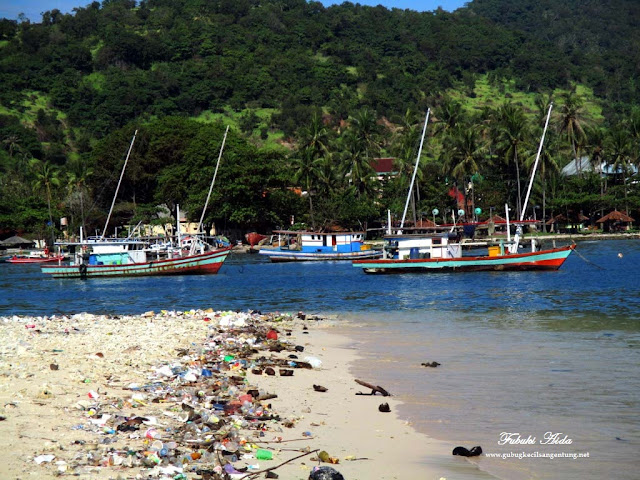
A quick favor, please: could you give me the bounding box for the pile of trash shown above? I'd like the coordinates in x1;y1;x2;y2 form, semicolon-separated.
27;309;335;479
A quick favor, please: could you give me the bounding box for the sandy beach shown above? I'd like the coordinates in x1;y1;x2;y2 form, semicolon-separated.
0;309;489;480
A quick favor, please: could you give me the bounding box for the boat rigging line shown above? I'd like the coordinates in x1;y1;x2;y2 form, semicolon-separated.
400;109;430;231
100;130;138;240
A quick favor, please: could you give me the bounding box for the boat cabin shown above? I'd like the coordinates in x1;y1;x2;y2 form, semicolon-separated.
383;232;462;260
271;230;369;254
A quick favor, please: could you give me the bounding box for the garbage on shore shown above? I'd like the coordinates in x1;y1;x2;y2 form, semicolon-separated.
1;309;349;479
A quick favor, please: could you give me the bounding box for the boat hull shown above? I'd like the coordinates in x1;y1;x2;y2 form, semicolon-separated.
260;249;382;262
41;248;232;278
353;245;575;273
7;255;66;264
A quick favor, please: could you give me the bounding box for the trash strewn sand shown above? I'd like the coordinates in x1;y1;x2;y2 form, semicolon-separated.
0;309;475;479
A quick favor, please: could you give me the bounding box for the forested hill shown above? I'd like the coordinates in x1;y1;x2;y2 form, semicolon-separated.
0;0;638;238
1;0;636;141
0;0;598;139
467;0;640;106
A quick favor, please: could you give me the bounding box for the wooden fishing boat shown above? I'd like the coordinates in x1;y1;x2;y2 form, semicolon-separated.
41;239;231;278
42;126;233;279
7;253;66;264
353;243;575;273
353;104;575;274
258;230;382;262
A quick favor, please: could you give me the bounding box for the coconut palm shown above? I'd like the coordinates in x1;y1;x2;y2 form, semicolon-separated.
492;102;531;219
292;112;333;228
66;158;94;234
298;111;331;161
525;130;561;231
627;106;640;169
584;126;607;203
389;109;427;223
434;96;465;137
30;159;61;246
605;124;632;213
441;124;488;217
291;147;321;228
558;89;587;174
315;153;340;198
338;128;379;200
338;108;381;200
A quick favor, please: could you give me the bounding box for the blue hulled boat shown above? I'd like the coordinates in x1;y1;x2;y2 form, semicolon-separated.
258;230;382;262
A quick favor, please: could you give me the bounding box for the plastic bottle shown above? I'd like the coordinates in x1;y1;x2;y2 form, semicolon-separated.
256;449;273;460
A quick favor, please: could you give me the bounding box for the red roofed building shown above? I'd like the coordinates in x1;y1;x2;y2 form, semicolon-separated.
370;157;398;182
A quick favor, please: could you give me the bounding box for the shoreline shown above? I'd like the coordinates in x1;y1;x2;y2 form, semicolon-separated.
0;310;493;480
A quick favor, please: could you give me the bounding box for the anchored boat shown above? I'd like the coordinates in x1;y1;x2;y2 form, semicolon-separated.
353;103;575;274
41;237;231;278
352;233;575;273
42;126;233;279
258;230;382;262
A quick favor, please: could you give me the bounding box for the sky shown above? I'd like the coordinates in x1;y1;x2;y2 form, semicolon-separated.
0;1;468;22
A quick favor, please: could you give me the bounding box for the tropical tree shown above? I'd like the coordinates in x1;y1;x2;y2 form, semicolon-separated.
584;126;607;209
389;109;427;224
338;108;381;200
29;159;61;246
66;157;94;234
492;102;531;219
605;124;632;213
434;96;465;137
297;111;331;160
291;112;333;228
558;88;587;174
441;124;488;217
525;130;562;231
627;107;640;171
291;146;321;228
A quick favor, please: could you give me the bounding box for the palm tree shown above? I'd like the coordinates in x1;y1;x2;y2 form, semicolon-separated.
3;134;21;158
558;88;587;175
584;126;606;210
292;112;333;229
291;147;321;228
389;109;425;224
339;128;379;200
441;124;488;217
534;92;554;125
339;108;381;200
30;159;61;246
627;106;640;171
66;158;94;234
492;102;531;219
298;111;331;161
315;153;340;198
605;124;632;213
525;130;561;231
434;96;465;137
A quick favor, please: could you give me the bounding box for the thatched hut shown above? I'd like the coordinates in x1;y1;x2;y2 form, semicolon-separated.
596;210;635;232
0;235;35;250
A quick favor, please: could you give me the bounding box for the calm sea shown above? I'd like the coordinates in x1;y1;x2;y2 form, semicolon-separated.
1;239;639;480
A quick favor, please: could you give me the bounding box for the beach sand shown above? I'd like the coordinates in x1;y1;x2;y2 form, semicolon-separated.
0;310;489;480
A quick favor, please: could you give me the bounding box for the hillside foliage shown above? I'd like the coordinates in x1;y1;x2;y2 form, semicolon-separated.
0;0;639;241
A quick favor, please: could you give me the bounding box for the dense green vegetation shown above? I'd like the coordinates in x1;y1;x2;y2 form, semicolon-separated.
0;0;639;243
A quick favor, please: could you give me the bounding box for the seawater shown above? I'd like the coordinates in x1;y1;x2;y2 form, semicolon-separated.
1;239;639;479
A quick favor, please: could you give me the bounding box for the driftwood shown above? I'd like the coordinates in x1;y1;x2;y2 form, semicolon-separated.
238;448;319;479
354;379;391;397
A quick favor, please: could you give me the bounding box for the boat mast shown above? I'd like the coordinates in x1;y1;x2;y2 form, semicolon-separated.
176;204;182;249
400;109;430;230
193;125;229;252
100;130;138;240
509;104;552;253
